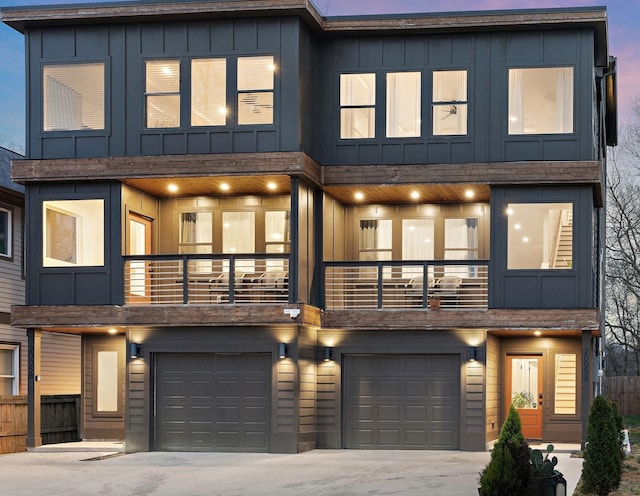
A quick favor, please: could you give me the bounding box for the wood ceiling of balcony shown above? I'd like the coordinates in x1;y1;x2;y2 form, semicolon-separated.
123;176;489;204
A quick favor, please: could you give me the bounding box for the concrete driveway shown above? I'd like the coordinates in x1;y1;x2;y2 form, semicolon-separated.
0;446;583;496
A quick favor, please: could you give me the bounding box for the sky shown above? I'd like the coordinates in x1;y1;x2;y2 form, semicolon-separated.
0;0;638;154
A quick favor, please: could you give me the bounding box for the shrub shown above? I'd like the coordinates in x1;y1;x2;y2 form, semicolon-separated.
581;395;623;495
479;404;530;496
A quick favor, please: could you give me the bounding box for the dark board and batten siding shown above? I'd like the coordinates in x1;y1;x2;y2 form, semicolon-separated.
27;17;304;160
315;30;596;166
26;181;122;306
490;185;596;309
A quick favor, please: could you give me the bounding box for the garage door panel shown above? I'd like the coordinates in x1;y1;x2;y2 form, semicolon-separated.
378;405;401;421
156;353;271;452
344;355;460;450
378;380;401;397
405;405;427;421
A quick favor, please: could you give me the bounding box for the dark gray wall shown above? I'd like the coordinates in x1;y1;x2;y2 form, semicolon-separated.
489;185;596;309
26;182;122;305
26;19;597;165
314;29;596;165
27;17;304;159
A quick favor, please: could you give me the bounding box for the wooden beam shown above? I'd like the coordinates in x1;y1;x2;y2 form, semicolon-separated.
11;303;321;329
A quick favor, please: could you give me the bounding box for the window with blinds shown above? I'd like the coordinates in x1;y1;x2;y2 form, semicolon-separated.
191;58;227;126
0;207;11;258
146;60;180;128
43;63;105;131
0;346;18;395
237;56;275;125
554;353;577;414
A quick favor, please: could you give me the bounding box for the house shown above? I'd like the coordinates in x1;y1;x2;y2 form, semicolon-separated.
0;1;616;452
0;146;80;410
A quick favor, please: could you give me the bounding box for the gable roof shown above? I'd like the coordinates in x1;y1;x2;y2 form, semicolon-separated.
0;146;25;205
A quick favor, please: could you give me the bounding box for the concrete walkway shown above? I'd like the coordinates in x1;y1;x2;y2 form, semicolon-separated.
0;443;583;496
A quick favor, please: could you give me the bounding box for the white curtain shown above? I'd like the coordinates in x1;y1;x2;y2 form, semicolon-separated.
508;69;524;134
556;68;574;133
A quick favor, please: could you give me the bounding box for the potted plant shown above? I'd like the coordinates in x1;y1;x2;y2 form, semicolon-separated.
528;444;567;496
512;391;536;409
428;295;441;310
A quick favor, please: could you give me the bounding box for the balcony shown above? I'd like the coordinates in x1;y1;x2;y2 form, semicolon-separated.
323;260;489;310
123;254;291;305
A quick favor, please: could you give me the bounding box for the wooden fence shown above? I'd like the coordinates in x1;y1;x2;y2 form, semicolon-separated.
0;394;81;454
605;376;640;416
0;396;27;454
41;395;81;445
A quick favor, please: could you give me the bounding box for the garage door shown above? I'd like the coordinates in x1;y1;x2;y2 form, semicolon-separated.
155;353;271;452
343;355;460;449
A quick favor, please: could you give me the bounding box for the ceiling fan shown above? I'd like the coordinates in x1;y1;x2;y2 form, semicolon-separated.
441;104;458;119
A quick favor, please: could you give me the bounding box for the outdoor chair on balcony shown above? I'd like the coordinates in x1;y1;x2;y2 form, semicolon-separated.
208;271;246;303
404;276;435;308
257;270;289;303
433;276;462;307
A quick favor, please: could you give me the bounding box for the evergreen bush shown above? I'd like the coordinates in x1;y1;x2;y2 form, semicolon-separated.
581;395;623;496
479;404;530;496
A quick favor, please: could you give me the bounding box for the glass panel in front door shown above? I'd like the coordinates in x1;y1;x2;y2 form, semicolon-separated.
510;358;539;410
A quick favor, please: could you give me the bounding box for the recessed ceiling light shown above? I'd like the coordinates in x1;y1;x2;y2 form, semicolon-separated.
514;223;521;230
167;183;178;193
220;183;230;192
506;208;514;216
523;237;529;243
534;330;542;337
267;182;277;191
465;189;474;199
410;191;420;200
108;328;118;335
354;192;364;201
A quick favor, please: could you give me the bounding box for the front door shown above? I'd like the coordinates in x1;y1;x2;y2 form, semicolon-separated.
506;355;543;439
128;213;152;304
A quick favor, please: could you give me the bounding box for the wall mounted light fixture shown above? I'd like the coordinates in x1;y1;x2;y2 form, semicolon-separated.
467;346;478;362
130;343;142;359
323;347;334;362
278;343;288;359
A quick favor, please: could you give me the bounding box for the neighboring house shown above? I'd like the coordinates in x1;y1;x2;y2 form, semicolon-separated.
0;146;81;400
0;1;616;452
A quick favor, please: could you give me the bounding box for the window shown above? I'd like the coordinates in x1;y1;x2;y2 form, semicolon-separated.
507;203;573;270
387;72;421;137
180;212;213;274
237;56;274;125
0;206;12;258
43;63;104;131
265;211;290;271
432;70;467;135
554;354;577;414
146;60;180;128
340;73;375;139
0;345;19;395
96;350;118;412
42;200;104;267
191;58;227;126
509;67;573;134
445;218;478;277
402;218;434;278
223;211;255;273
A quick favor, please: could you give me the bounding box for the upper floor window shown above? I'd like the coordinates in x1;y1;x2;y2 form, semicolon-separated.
43;63;104;131
42;199;104;267
508;67;574;134
432;70;467;136
387;72;421;138
340;73;375;139
0;206;12;258
191;59;227;126
507;202;573;270
0;345;19;395
146;60;180;128
237;56;275;125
